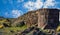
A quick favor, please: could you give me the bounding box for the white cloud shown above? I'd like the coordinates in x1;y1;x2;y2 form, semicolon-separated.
4;10;23;18
24;0;56;11
43;0;55;8
24;1;35;11
34;0;43;9
11;10;23;18
24;0;43;11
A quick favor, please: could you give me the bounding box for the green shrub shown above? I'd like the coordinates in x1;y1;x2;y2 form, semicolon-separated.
16;21;25;27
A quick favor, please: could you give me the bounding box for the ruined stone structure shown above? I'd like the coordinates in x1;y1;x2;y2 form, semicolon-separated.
45;9;59;29
37;9;59;29
37;9;48;29
13;9;59;29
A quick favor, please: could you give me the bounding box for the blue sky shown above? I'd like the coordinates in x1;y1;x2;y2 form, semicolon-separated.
0;0;60;18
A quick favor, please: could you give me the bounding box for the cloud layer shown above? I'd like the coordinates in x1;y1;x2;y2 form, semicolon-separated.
43;0;55;8
5;10;23;18
24;0;43;11
11;10;23;18
24;0;58;11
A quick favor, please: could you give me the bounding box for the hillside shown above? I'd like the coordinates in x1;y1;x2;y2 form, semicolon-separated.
12;10;38;27
12;8;60;27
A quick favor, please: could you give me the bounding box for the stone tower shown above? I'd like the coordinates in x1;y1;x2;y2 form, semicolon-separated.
37;9;48;29
37;9;59;29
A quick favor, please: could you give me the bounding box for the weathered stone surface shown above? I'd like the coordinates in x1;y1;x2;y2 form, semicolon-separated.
12;9;59;29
